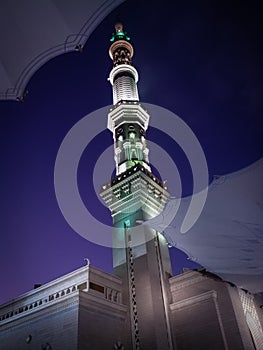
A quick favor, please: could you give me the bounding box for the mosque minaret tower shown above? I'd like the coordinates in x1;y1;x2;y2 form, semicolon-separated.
107;22;151;176
101;22;173;350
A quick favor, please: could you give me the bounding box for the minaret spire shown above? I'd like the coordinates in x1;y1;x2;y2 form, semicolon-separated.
109;22;133;66
108;22;151;176
109;22;138;104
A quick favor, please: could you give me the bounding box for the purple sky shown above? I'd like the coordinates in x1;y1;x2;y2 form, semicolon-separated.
0;0;262;304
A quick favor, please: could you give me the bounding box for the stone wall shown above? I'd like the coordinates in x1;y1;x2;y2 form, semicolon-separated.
169;270;258;350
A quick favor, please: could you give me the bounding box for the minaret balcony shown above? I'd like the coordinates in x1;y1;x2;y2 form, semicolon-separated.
108;102;150;132
100;165;169;221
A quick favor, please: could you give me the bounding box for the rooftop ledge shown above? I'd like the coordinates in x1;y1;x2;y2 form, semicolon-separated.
0;265;122;325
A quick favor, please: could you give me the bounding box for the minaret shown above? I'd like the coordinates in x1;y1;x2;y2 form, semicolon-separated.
107;22;151;176
101;23;173;350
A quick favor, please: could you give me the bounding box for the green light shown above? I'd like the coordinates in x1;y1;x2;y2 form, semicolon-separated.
110;31;131;43
124;219;131;227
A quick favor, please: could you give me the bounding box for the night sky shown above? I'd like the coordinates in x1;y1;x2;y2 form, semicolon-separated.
1;0;262;304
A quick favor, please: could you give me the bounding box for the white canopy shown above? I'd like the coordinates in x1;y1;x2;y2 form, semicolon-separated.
149;158;263;293
0;0;124;100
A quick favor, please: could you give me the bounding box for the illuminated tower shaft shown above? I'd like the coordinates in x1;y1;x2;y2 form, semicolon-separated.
101;23;173;350
108;23;151;176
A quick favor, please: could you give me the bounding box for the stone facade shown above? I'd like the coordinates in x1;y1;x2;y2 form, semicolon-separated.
1;265;262;349
169;269;263;350
0;265;128;350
